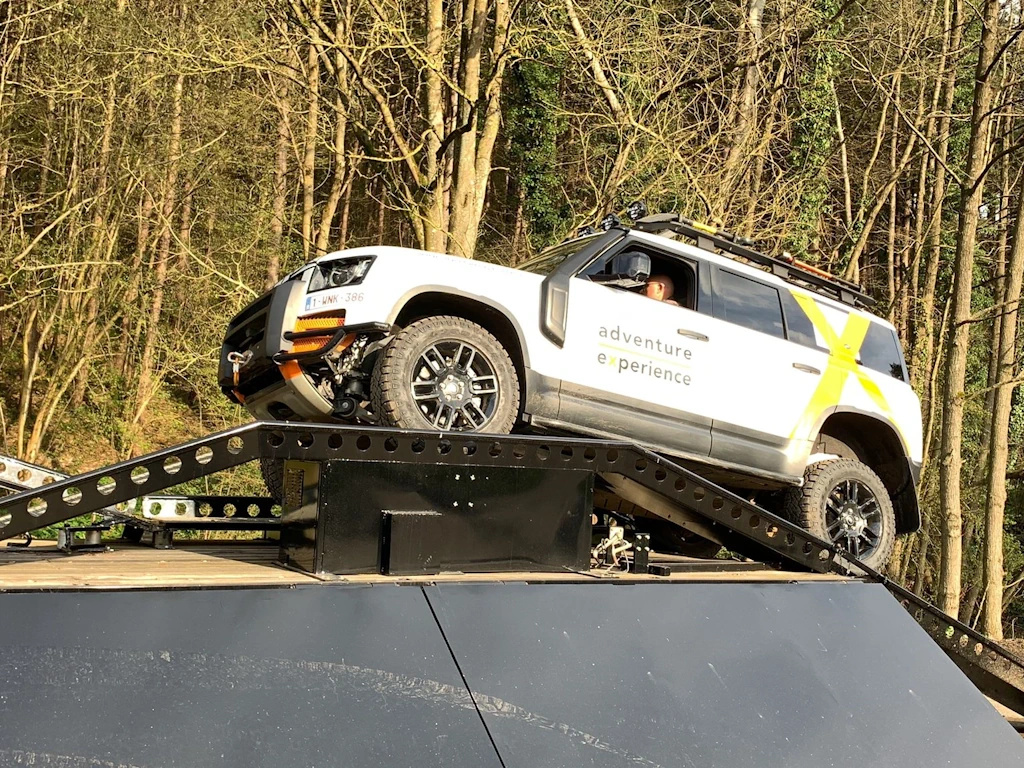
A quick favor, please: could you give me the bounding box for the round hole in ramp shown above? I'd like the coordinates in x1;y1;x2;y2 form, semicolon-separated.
654;468;667;482
247;504;261;517
606;449;619;463
583;447;596;461
803;542;814;555
411;439;425;454
356;435;371;451
27;498;46;517
766;524;778;538
131;466;150;485
328;434;344;450
163;456;182;475
693;487;705;501
227;436;244;454
513;444;526;459
268;431;285;448
675;478;686;492
785;532;795;546
271;504;283;517
489;442;502;458
42;476;55;484
297;432;314;448
63;487;82;506
224;504;236;517
149;502;163;516
748;514;760;529
199;503;213;517
438;440;452;456
175;502;188;516
635;458;648;472
730;506;742;520
0;512;11;529
712;497;723;510
974;642;984;656
17;469;29;482
463;442;477;457
0;462;6;473
958;634;969;648
97;476;116;496
561;446;573;460
384;437;399;453
818;549;829;561
536;445;550;460
195;446;214;465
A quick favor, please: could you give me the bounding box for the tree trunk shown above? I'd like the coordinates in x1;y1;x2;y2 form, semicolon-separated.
300;0;321;261
937;0;1000;618
422;0;446;253
133;69;184;435
722;0;766;196
981;176;1024;638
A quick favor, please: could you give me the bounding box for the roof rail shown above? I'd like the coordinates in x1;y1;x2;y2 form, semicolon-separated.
632;213;874;309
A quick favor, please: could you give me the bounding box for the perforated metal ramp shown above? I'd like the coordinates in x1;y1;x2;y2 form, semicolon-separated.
0;580;1020;767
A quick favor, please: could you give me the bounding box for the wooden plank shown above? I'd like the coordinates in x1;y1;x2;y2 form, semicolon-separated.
0;540;849;590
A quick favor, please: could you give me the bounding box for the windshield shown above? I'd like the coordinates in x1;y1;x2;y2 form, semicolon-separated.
516;234;604;275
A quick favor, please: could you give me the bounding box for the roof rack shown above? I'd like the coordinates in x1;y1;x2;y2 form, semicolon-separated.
632;213;874;309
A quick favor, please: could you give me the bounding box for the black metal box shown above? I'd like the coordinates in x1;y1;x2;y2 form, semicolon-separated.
279;459;592;575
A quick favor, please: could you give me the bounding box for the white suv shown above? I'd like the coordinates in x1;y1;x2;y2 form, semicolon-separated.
220;212;922;568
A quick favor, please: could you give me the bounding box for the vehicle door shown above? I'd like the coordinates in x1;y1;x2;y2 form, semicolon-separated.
557;243;719;458
704;268;831;478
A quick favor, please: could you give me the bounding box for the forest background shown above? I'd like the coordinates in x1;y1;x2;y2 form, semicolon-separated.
3;0;1024;637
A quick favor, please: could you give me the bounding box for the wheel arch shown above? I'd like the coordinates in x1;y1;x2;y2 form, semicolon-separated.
389;289;530;414
813;409;920;534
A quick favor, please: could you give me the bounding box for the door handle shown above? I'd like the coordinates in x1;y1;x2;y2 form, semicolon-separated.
793;362;821;375
677;329;709;342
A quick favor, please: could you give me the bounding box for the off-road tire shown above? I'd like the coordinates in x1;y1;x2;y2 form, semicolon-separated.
371;316;520;433
260;457;285;502
781;458;896;570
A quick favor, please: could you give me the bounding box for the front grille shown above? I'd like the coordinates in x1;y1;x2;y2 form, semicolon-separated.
224;292;272;353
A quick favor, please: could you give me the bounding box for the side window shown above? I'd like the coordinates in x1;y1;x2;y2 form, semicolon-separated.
860;322;907;381
581;246;698;311
716;270;785;339
779;290;819;349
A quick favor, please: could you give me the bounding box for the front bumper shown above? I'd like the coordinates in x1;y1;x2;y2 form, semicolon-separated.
219;278;390;421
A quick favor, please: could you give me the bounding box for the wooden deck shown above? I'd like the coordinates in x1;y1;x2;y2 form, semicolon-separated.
0;539;848;590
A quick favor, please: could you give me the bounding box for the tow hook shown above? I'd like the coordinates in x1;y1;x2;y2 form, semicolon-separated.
227;350;254;387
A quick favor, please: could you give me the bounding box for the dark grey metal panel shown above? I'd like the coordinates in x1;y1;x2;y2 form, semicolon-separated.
317;461;592;575
426;580;1024;768
0;585;501;768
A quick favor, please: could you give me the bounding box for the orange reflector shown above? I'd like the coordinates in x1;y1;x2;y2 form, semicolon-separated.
295;315;346;332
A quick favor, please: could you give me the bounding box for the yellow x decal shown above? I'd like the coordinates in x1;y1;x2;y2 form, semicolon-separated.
789;294;895;441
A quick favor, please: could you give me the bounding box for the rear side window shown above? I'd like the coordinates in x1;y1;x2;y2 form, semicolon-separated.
779;290;819;349
716;270;785;339
860;322;907;381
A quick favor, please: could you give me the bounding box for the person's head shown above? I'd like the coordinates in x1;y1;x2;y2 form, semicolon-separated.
645;274;675;302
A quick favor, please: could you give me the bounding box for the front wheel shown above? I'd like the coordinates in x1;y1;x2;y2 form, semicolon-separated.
781;458;896;570
372;316;520;433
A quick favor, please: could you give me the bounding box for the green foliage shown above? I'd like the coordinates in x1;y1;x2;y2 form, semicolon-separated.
506;55;567;249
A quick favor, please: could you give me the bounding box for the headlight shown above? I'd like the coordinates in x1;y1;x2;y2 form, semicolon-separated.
307;257;374;292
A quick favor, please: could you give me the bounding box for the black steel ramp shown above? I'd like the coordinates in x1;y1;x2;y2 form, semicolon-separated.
0;579;1021;767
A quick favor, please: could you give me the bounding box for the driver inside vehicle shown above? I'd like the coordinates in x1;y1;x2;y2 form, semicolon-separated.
645;274;679;306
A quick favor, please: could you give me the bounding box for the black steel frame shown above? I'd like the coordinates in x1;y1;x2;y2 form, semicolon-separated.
0;420;1021;713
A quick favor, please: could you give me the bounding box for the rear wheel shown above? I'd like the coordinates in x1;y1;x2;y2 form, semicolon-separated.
372;316;519;433
781;458;896;570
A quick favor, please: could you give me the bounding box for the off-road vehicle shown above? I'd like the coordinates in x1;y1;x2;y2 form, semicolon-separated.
220;211;922;568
